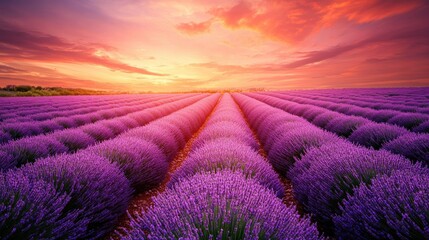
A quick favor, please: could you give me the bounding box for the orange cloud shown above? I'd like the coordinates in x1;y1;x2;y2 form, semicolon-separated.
205;0;423;44
176;20;213;35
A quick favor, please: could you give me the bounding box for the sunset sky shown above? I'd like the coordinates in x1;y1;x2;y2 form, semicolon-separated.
0;0;428;92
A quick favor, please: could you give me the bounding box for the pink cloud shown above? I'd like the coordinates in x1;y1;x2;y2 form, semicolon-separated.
0;24;165;76
176;20;213;35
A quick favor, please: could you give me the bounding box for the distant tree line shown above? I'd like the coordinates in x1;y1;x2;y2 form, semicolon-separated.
0;85;123;97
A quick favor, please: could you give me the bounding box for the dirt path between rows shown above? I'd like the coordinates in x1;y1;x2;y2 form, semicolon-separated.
108;97;220;239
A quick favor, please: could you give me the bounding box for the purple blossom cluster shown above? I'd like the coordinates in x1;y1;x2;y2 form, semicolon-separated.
82;137;168;189
289;142;421;228
17;152;133;239
125;171;321;240
348;122;408;149
334;170;429;239
0;171;88;240
170;138;284;197
382;133;429;166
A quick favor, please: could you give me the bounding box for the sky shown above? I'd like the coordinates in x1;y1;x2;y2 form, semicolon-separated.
0;0;428;92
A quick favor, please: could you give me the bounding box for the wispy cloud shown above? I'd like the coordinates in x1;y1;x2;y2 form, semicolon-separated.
176;20;213;35
0;24;165;76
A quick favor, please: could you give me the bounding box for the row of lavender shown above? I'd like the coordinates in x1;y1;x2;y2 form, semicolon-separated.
284;88;429;109
0;94;204;170
267;91;429;133
0;94;177;142
0;94;147;120
0;94;219;239
235;93;429;239
124;94;322;239
0;95;168;124
284;90;429;112
247;93;429;166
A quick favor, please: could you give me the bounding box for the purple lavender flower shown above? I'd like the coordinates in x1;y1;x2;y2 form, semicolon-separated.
388;113;429;129
152;121;187;149
100;120;130;135
268;127;340;175
2;122;43;139
383;133;429;166
289;142;420;229
81;123;115;141
0;150;14;170
334;170;429;240
1;135;68;170
348;122;408;149
52;129;97;152
123;125;180;161
365;109;397;122
0;130;11;144
54;117;78;128
325;116;369;137
84;137;168;190
18;152;133;239
38;119;64;133
170;139;284;198
413;119;429;133
301;107;328;121
0;171;88;239
312;111;342;128
125;171;321;239
193;122;258;150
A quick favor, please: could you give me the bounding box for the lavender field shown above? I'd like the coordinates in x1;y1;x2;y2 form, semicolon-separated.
1;88;428;239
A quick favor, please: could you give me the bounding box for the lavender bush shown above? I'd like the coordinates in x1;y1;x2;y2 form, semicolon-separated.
388;113;428;130
170;139;284;198
383;133;429;166
123;125;180;161
84;137;168;189
0;150;14;170
289;142;420;228
348;122;408;149
0;171;88;239
268;127;340;175
1;136;68;170
413;119;429;133
334;170;429;239
81;123;115;141
193;122;258;150
325;116;369;137
125;171;321;240
52;129;97;152
18;152;133;239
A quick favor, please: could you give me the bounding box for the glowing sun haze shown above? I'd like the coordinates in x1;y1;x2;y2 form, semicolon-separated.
1;0;428;92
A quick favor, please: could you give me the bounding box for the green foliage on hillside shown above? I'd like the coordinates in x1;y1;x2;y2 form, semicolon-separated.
0;85;125;97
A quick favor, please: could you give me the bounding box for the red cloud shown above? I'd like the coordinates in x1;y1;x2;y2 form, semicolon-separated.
176;20;212;35
207;0;423;43
0;25;165;76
